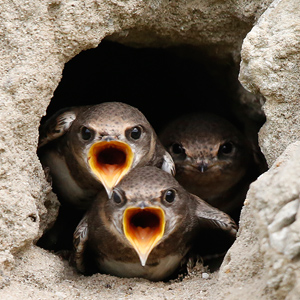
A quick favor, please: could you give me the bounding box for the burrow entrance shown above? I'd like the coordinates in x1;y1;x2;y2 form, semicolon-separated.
45;40;261;131
38;39;267;278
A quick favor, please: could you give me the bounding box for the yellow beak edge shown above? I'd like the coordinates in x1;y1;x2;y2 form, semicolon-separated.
88;141;134;197
123;206;165;266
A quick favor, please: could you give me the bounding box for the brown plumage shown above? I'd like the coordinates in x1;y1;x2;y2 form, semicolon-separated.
38;102;174;208
72;166;237;281
37;102;174;250
160;113;262;221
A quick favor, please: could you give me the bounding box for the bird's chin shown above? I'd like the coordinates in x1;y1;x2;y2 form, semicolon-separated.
176;164;226;190
88;141;134;197
178;163;221;175
123;207;165;267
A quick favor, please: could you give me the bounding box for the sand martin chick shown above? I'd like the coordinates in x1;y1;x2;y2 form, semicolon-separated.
73;167;237;281
160;113;258;220
38;102;175;208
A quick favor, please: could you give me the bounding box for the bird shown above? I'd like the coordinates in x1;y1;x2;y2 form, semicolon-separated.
72;166;237;281
37;102;175;251
159;113;260;221
38;101;175;208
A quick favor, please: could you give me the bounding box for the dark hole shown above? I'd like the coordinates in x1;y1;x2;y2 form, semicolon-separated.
97;148;126;165
28;214;37;222
130;211;160;228
44;40;260;132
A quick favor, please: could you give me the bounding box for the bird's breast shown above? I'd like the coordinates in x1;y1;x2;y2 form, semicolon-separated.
97;254;183;281
176;166;241;200
41;150;97;208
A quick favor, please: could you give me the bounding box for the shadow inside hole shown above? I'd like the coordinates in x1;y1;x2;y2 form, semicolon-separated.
38;39;267;279
44;40;247;132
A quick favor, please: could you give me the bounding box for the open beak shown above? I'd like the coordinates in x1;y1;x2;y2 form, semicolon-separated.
123;206;165;267
88;140;134;197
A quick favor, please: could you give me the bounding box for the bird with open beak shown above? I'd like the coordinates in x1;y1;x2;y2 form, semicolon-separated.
159;113;261;221
73;167;237;281
38;102;175;208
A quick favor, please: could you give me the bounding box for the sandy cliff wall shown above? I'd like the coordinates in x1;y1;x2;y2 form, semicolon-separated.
1;0;300;299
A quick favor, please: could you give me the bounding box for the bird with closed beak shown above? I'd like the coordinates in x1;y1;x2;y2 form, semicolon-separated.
73;166;237;281
159;113;259;221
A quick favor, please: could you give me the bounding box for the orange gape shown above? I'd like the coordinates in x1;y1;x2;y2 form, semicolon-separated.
123;207;165;266
88;141;134;196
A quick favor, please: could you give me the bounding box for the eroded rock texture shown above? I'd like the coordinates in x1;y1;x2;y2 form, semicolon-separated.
250;141;300;299
0;0;299;299
240;0;300;166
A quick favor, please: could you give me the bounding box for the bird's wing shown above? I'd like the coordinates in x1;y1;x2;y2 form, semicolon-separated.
154;141;176;176
72;213;89;273
190;194;237;257
161;151;176;176
38;107;80;148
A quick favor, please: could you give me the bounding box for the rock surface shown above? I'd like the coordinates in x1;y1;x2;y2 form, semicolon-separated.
109;0;271;54
240;0;300;166
1;0;299;299
249;141;300;299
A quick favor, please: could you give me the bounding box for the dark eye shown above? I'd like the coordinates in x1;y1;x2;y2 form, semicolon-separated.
164;189;176;203
127;126;142;140
112;190;125;205
81;126;93;141
171;143;185;155
219;142;234;155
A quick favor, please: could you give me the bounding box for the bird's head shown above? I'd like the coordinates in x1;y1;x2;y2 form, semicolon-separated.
160;113;250;188
69;102;158;197
104;166;188;266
